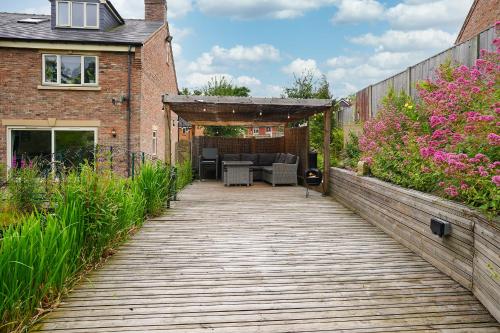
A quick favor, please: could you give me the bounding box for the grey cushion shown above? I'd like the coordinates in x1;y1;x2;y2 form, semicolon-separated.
262;166;273;173
277;153;287;163
241;153;258;165
258;153;277;166
285;154;297;164
223;154;240;161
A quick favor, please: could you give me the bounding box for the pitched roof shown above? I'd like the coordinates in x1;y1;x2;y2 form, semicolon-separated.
0;12;163;45
455;0;479;44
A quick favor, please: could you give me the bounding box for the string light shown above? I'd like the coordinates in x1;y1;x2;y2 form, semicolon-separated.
232;109;235;114
203;108;206;112
259;111;263;116
287;113;290;119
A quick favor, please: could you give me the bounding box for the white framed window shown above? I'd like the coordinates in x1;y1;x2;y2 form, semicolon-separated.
43;54;99;86
182;127;189;134
56;1;99;29
253;127;259;135
7;127;97;171
152;130;158;156
266;127;272;133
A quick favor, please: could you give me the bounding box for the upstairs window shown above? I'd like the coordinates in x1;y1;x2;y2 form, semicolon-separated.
43;54;98;86
57;1;99;29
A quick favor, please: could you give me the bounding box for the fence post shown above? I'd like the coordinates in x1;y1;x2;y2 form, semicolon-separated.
172;166;178;201
131;152;135;180
141;152;145;165
110;146;114;171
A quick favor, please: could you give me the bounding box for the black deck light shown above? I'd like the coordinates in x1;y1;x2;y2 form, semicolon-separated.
430;218;451;238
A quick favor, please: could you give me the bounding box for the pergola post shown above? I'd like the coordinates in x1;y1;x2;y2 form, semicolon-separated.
322;107;332;195
165;104;172;165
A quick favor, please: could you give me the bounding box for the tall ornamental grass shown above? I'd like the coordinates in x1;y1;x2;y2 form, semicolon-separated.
176;160;193;191
0;160;182;332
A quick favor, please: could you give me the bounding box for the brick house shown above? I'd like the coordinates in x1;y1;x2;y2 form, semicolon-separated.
244;126;284;138
0;0;179;176
455;0;500;44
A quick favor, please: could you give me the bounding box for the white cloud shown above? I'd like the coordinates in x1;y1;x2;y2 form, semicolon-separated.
211;44;281;62
235;76;262;87
196;0;336;20
21;6;50;15
168;0;193;19
282;58;322;77
331;0;384;24
187;44;281;73
386;0;473;30
350;29;456;52
102;0;193;19
326;55;362;67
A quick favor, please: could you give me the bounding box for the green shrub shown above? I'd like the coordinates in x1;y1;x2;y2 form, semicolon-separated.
0;161;172;332
7;163;45;213
342;132;361;169
176;160;193;191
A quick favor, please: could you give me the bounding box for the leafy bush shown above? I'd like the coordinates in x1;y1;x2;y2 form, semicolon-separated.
360;47;500;216
176;160;193;191
0;161;176;332
342;132;361;169
134;162;171;217
7;162;45;213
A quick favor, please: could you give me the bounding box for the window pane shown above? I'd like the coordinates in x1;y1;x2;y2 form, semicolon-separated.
11;130;52;170
86;3;98;27
44;55;58;83
72;2;85;27
55;131;95;169
61;56;81;84
84;57;96;84
57;2;69;26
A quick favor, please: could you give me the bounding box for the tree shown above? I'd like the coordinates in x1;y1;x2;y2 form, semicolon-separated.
282;73;344;167
180;77;249;137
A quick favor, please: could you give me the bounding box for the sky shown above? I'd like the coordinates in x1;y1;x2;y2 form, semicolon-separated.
1;0;474;97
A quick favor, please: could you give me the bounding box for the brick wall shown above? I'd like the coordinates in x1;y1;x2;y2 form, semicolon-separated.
456;0;499;44
140;23;178;162
0;47;142;175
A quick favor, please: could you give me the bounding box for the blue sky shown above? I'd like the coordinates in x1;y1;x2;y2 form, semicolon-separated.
2;0;473;97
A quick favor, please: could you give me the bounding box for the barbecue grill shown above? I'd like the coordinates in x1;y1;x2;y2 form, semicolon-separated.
304;168;323;198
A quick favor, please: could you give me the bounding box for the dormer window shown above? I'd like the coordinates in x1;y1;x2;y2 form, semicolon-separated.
56;1;99;29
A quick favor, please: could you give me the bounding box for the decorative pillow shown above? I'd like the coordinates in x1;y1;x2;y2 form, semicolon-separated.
223;154;240;161
285;153;297;164
241;153;259;165
258;153;277;166
277;153;287;163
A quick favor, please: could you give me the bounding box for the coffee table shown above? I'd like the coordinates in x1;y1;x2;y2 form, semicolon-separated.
222;161;253;186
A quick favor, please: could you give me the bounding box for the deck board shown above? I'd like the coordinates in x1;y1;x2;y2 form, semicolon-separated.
34;181;500;332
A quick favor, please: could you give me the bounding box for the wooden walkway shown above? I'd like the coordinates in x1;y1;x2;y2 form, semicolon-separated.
34;182;500;332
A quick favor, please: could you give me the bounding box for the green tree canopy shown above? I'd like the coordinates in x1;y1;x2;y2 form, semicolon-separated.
180;77;249;137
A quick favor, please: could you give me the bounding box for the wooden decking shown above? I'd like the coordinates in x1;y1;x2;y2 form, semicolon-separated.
34;182;500;332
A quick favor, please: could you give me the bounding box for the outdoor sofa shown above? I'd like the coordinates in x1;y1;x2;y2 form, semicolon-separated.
222;153;299;186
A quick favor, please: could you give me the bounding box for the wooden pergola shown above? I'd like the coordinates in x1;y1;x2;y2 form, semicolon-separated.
162;95;334;193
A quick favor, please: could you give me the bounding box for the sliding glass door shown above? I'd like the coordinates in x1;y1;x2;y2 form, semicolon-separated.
8;127;97;171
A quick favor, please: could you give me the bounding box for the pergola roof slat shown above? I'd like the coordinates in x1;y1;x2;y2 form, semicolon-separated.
162;95;333;125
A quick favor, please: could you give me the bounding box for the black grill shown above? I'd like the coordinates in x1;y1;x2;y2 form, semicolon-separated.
305;168;323;186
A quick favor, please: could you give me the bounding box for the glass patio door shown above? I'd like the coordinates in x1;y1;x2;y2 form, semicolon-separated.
9;128;96;172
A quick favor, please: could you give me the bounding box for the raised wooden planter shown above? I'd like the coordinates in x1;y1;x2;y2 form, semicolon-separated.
329;167;500;321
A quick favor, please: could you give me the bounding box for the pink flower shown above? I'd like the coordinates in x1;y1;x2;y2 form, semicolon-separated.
444;186;459;197
487;133;500;146
493;176;500;187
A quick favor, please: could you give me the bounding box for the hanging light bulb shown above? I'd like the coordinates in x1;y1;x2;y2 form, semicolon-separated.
232;109;235;114
259;111;263;116
287;113;291;119
203;108;207;112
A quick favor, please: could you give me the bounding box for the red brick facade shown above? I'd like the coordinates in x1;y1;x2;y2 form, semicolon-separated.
456;0;500;44
0;24;178;175
245;126;282;138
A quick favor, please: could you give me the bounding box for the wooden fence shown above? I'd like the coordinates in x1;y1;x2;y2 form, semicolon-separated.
341;26;497;125
192;126;309;178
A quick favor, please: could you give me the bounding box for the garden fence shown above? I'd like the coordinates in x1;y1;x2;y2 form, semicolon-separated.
340;25;497;126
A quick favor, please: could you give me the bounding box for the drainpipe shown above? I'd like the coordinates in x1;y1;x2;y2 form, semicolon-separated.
127;45;132;177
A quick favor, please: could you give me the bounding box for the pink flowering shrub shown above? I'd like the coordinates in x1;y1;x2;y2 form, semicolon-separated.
360;46;500;216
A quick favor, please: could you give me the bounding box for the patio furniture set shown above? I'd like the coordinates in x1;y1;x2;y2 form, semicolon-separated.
199;149;299;187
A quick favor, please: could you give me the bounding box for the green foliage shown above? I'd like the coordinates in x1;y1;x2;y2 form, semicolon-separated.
176;160;193;191
7;164;45;213
0;161;178;332
134;162;171;217
181;76;249;137
283;73;343;167
342;132;361;169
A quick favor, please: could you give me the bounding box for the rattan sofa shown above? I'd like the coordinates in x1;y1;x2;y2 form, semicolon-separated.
222;153;299;186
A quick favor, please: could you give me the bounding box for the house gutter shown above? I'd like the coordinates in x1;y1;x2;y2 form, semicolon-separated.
127;45;132;177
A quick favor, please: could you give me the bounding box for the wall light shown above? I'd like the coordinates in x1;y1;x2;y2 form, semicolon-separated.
111;128;117;138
